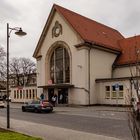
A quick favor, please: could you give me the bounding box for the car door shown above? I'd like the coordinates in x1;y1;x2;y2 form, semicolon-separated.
25;101;34;111
29;101;37;111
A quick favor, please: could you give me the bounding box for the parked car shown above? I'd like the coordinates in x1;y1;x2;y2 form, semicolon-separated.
0;98;5;108
22;100;53;113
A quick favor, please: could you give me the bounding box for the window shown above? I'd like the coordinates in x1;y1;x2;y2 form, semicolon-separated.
105;86;110;99
26;90;28;99
29;89;31;94
29;93;31;99
32;89;35;99
17;90;19;99
111;85;124;99
105;85;124;99
23;90;25;99
33;93;35;99
112;85;117;98
50;47;70;84
118;85;123;98
20;90;22;99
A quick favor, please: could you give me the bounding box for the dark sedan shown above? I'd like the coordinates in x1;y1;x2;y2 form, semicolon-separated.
22;100;53;113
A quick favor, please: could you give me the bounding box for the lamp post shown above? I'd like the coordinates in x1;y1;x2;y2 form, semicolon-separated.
7;23;26;128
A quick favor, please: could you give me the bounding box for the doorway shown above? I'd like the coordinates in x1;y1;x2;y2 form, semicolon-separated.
48;88;54;102
58;88;68;104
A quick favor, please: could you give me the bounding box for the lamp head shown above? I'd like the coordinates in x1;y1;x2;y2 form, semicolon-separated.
15;28;27;36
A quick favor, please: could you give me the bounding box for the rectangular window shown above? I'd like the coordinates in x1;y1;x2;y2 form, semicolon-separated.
17;91;19;99
105;86;110;99
26;90;28;99
29;93;31;99
14;90;16;99
112;85;117;98
118;85;123;98
111;85;124;99
20;93;22;99
29;89;32;94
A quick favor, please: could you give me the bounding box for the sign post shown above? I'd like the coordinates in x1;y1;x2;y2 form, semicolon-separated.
48;80;52;85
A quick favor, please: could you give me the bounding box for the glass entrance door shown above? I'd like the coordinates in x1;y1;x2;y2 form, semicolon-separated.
58;88;68;104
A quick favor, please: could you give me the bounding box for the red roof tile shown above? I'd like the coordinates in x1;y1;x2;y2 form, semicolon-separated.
34;4;139;66
54;4;124;51
116;35;140;65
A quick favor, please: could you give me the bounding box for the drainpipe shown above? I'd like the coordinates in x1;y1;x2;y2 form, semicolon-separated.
130;78;133;103
88;47;91;105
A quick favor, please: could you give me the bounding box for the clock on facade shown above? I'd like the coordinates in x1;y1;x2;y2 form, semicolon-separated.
52;21;62;38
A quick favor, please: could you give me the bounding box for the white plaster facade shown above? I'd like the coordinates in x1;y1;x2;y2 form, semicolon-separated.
33;5;137;106
10;86;37;103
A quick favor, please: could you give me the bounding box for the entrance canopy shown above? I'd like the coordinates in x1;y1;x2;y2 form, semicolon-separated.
38;84;74;89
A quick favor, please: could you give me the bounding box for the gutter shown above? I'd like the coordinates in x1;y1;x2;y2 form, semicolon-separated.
75;41;121;55
88;47;91;105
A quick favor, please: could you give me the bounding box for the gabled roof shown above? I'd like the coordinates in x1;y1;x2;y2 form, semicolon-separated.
54;4;124;50
115;35;140;65
33;4;140;66
33;4;124;58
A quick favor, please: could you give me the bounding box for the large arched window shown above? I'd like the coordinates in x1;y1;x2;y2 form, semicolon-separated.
50;47;70;84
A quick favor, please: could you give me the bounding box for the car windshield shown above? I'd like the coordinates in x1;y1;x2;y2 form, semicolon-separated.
31;100;40;104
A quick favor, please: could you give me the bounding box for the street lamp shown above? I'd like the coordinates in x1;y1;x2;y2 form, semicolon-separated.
7;23;27;128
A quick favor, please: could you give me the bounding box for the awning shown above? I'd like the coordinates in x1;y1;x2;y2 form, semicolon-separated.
38;84;74;89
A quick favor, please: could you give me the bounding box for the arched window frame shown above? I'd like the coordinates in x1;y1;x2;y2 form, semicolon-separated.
50;46;70;84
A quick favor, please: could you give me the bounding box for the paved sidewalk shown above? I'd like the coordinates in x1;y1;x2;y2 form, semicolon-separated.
0;116;122;140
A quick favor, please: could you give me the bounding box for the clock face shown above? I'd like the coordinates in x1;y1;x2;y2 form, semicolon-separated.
52;21;62;38
55;27;60;35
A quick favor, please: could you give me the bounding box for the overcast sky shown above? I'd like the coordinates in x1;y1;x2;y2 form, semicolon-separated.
0;0;140;61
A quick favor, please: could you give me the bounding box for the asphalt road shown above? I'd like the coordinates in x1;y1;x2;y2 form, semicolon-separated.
0;106;132;140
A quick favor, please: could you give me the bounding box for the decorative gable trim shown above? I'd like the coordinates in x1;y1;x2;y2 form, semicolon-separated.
33;4;123;58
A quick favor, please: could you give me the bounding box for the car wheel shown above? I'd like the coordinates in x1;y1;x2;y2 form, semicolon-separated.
48;109;53;113
22;107;26;112
34;108;39;113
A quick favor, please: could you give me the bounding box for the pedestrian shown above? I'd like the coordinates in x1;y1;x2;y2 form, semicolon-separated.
59;93;63;104
40;93;44;100
51;94;57;106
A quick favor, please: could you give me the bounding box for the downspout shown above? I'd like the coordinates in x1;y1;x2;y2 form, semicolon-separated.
88;47;91;105
111;65;115;78
130;78;132;101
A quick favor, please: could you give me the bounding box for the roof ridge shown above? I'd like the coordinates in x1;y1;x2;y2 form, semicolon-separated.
119;35;140;42
54;4;124;37
126;34;140;39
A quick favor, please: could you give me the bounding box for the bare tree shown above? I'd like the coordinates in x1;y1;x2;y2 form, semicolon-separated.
0;46;36;89
0;47;6;81
9;57;36;86
128;36;140;140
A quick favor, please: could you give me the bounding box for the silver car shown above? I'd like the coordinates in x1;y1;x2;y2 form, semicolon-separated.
22;100;53;113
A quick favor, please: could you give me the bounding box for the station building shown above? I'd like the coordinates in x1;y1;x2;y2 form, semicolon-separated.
33;4;140;105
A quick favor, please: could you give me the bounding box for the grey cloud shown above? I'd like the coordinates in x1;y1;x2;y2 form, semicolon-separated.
116;1;140;36
0;0;20;21
0;0;140;60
